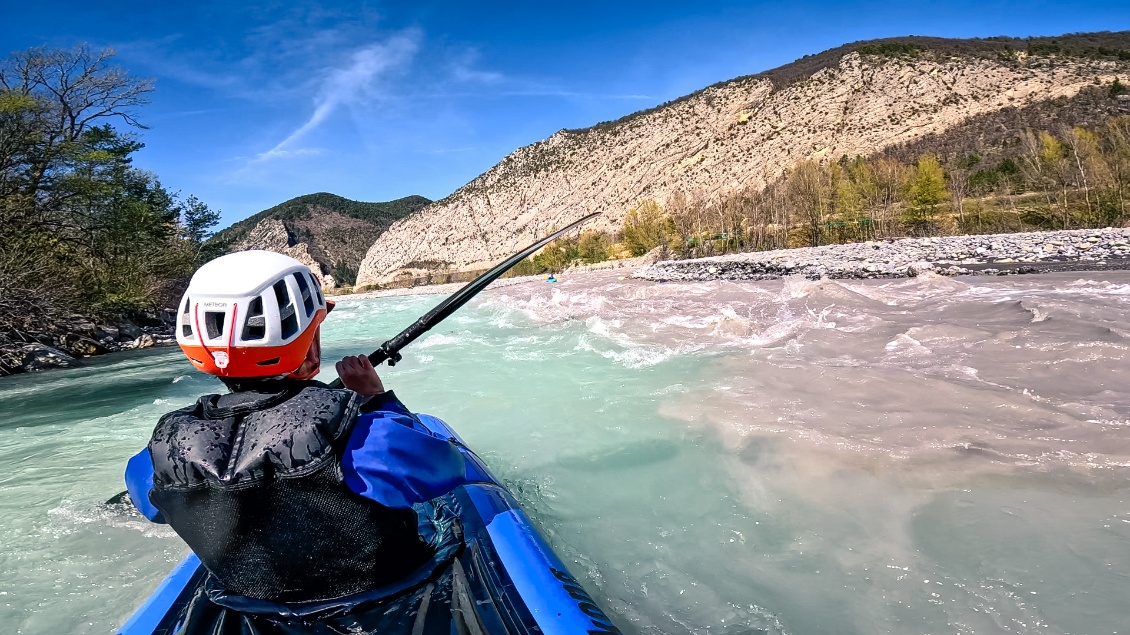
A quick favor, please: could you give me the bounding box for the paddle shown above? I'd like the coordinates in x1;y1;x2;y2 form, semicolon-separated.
327;211;600;385
106;213;599;507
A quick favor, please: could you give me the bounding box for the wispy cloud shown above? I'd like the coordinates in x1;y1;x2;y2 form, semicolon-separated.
255;147;327;161
257;32;420;161
449;49;504;84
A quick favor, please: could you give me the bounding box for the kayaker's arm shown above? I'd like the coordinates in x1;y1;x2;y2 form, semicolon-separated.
340;396;469;509
123;448;166;523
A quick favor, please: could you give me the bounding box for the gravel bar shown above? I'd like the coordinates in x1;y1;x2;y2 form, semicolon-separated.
633;227;1130;282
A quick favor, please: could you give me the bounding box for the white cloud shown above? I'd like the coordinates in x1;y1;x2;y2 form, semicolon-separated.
257;31;420;161
255;147;326;160
449;49;504;84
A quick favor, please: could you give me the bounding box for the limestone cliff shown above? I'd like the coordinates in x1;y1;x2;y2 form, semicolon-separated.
209;193;430;288
356;33;1130;286
228;218;339;289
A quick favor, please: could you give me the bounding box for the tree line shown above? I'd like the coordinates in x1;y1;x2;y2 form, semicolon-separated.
0;45;219;337
512;112;1130;275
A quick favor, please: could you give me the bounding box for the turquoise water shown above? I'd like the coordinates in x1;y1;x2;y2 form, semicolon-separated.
2;271;1129;634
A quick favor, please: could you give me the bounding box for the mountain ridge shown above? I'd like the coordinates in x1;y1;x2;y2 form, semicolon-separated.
354;31;1130;287
208;192;430;287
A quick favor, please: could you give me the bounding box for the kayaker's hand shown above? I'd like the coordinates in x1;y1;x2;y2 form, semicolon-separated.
336;355;386;396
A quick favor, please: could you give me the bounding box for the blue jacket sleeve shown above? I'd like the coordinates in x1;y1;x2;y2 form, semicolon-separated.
340;391;468;509
124;448;166;523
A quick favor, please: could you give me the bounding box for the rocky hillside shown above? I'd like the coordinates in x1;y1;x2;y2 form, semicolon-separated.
209;193;430;288
356;33;1130;286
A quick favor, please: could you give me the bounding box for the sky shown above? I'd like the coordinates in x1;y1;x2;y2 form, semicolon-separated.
3;1;1129;228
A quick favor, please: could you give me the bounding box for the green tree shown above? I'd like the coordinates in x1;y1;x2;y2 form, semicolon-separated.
531;237;579;272
0;45;217;329
621;200;671;256
908;154;948;227
786;160;831;246
576;231;612;263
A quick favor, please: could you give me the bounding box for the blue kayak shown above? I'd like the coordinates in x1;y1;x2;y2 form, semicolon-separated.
117;414;620;635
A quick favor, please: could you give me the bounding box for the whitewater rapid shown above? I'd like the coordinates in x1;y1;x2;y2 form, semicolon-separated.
1;270;1128;634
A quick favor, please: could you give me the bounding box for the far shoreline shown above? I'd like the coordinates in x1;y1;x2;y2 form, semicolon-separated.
335;226;1130;302
6;226;1130;378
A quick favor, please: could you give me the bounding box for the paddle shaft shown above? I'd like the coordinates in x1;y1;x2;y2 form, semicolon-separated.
327;212;600;387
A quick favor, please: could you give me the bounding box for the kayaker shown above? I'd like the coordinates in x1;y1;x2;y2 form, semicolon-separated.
123;250;469;605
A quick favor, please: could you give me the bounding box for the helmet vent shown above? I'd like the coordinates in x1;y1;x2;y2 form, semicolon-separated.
181;296;194;339
242;297;266;341
255;357;280;366
274;280;299;340
204;311;226;340
293;273;315;318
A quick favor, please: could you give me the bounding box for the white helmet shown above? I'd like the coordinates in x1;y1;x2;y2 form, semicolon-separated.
176;250;332;378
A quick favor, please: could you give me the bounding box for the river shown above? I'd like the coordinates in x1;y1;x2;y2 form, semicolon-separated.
1;270;1128;634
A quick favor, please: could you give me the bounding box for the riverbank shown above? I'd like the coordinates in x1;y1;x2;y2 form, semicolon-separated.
0;317;174;377
7;226;1130;377
635;227;1130;282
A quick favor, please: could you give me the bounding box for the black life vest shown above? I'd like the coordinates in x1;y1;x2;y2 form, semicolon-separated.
148;382;435;603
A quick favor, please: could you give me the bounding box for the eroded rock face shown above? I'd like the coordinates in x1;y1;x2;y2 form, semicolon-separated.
231;218;337;291
356;52;1130;286
233;217;292;252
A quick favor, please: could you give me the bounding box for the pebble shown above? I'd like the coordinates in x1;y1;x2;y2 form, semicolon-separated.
634;227;1130;283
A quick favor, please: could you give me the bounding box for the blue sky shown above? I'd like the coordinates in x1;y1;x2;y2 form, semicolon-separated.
3;1;1128;228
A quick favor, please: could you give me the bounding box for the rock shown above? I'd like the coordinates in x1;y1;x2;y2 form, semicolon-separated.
95;324;120;340
641;246;668;264
233;218;294;252
232;218;338;291
123;334;156;349
59;315;96;336
60;335;109;357
116;320;143;340
19;344;78;372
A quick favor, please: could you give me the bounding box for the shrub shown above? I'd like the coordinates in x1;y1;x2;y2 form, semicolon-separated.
577;231;612;263
621;200;673;256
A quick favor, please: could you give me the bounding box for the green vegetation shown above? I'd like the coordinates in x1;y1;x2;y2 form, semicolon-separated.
647;115;1130;252
907;154;947;226
621;200;673;256
525;111;1130;277
207;192;430;252
856;42;924;57
0;45;219;335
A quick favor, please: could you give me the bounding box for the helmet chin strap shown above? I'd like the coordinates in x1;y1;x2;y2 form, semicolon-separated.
287;366;320;381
